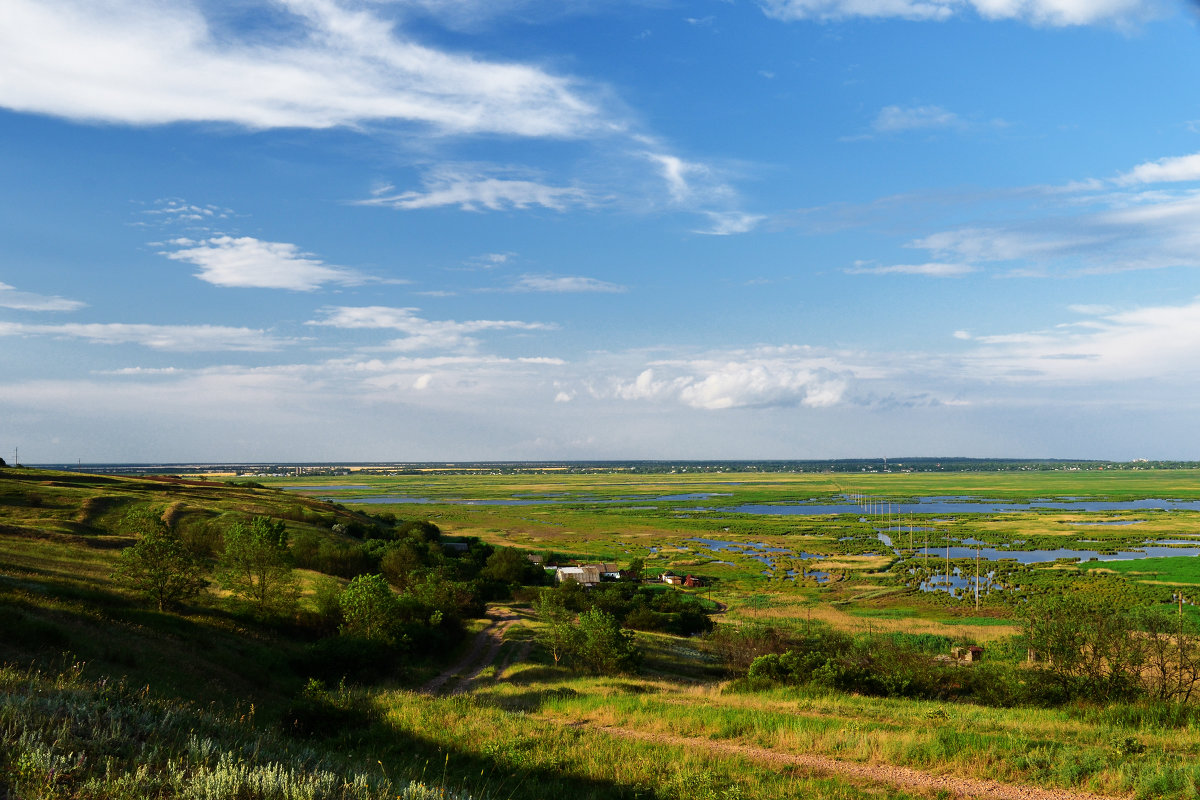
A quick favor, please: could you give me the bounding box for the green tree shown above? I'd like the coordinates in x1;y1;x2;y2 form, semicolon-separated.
339;574;402;643
576;607;642;675
624;557;645;582
217;516;298;616
536;589;580;667
111;509;207;611
482;546;541;585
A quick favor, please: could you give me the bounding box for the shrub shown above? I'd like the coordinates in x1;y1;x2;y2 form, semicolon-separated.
298;636;402;684
339;574;402;643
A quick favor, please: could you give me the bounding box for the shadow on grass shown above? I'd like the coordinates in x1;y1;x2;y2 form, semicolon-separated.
471;686;581;713
362;707;652;800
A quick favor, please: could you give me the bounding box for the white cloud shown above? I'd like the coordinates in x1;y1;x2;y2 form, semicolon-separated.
0;322;290;351
640;151;753;229
962;297;1200;384
307;305;553;351
1115;153;1200;186
0;0;612;137
759;0;1158;25
0;282;86;312
141;199;231;225
967;0;1159;26
341;353;566;396
359;165;591;211
645;152;718;205
607;348;856;410
760;0;957;21
872;104;962;133
695;211;765;236
678;362;848;409
163;236;362;291
845;261;975;277
910;189;1200;275
510;275;627;293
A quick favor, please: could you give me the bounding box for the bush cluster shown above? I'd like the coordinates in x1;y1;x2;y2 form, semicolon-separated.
551;580;714;637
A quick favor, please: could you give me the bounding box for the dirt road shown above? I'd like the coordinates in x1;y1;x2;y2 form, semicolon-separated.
595;725;1122;800
419;609;520;695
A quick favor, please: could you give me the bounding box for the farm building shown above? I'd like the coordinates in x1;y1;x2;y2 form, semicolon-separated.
555;565;602;586
599;563;627;580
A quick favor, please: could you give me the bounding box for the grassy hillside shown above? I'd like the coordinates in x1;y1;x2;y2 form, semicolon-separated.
0;467;383;706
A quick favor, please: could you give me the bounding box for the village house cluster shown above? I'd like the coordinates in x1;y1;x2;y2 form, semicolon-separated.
552;563;705;588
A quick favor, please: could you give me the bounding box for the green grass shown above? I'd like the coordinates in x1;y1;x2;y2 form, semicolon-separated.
1081;555;1200;587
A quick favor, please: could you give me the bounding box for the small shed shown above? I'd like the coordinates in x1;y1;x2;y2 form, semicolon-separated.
952;645;984;663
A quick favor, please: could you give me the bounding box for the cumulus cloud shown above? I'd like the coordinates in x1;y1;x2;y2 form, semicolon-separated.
0;0;611;137
759;0;1158;25
307;305;553;351
608;348;856;410
509;274;626;293
0;321;290;351
0;282;86;312
358;165;591;212
162;236;362;291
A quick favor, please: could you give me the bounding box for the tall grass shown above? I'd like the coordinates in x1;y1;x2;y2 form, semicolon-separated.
0;661;467;800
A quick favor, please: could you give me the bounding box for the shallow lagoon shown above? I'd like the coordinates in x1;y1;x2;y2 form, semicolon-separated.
730;497;1200;515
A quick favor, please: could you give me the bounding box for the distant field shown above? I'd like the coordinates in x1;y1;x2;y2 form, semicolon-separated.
259;469;1200;635
259;467;1200;501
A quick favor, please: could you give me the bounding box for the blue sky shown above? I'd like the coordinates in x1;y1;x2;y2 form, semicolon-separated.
3;0;1200;463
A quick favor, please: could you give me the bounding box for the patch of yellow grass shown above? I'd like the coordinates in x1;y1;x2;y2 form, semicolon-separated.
743;598;1017;641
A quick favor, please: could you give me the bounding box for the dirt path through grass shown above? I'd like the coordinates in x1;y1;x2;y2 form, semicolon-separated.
594;725;1120;800
420;608;518;695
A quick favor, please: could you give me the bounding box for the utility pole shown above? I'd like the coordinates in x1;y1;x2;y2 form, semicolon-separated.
975;545;981;611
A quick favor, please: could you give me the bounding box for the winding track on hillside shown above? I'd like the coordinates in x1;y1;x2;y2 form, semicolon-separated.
592;725;1121;800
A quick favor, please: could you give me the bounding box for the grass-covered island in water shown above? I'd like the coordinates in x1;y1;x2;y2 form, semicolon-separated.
4;462;1200;799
